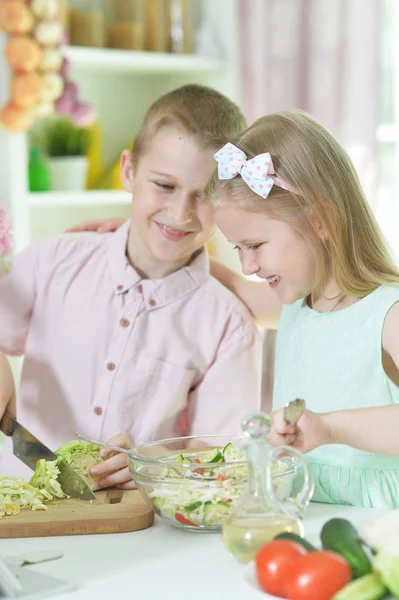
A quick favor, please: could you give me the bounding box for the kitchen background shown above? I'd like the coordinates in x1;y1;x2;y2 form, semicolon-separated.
0;0;397;386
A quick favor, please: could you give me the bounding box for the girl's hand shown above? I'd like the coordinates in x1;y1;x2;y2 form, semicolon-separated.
66;218;126;234
268;408;331;454
90;433;136;490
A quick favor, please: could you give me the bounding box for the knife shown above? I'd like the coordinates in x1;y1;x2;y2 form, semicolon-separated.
283;398;306;426
0;411;96;500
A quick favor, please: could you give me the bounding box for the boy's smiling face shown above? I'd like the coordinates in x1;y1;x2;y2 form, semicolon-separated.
121;126;216;278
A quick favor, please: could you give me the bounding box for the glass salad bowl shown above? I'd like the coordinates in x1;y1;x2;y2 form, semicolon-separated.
128;434;301;532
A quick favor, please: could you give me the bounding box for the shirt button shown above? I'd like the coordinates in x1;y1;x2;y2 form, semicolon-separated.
106;362;116;371
137;284;143;293
94;406;103;416
148;298;156;307
116;284;123;291
120;318;130;328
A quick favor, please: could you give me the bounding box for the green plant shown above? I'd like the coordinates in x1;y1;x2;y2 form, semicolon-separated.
43;117;91;158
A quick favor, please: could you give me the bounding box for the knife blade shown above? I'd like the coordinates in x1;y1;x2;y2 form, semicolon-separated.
0;411;96;501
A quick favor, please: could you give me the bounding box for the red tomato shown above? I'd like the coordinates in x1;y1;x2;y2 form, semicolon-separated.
174;513;198;527
284;550;351;600
255;539;308;597
193;459;204;476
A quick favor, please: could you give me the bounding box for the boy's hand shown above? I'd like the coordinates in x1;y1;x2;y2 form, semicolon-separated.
66;219;126;234
89;433;136;490
0;353;16;421
268;408;331;454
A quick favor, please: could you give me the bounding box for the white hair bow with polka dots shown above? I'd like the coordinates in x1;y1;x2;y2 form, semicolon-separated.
214;142;297;199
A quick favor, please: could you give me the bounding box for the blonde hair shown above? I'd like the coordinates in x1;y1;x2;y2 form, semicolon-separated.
133;84;247;166
207;110;399;297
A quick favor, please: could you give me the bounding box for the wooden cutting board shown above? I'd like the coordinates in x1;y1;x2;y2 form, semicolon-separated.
0;489;154;538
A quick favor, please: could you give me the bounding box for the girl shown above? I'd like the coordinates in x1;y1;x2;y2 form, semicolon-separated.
206;110;399;509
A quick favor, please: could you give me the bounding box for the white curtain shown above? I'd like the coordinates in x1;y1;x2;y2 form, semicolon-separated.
238;0;381;203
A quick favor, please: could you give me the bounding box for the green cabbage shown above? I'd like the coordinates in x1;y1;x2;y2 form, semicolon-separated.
373;543;399;596
55;440;103;492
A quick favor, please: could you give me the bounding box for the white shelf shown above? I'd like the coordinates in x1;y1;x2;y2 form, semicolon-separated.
28;190;131;207
64;46;225;74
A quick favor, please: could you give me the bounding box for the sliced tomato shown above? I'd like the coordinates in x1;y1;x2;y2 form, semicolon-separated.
175;512;198;527
284;550;351;600
216;474;227;481
255;539;308;597
193;459;204;476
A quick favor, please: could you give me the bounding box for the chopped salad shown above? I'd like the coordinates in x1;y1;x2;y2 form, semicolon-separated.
143;443;293;528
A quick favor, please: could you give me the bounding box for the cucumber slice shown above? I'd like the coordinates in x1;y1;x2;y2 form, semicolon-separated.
202;448;223;463
203;501;230;526
185;501;203;512
222;443;243;461
167;454;193;477
174;454;192;464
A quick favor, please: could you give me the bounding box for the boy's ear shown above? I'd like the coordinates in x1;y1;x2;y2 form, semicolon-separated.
120;150;134;193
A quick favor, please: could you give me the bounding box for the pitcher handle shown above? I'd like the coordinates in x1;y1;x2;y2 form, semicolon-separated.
270;446;315;518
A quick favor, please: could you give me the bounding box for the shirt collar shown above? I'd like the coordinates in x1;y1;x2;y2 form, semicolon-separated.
107;220;141;294
106;220;209;307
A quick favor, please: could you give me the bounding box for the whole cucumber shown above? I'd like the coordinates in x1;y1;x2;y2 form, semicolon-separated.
274;531;317;551
321;518;372;579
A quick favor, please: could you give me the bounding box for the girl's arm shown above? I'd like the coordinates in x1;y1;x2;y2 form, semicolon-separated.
325;405;399;455
0;352;16;418
269;405;399;456
66;218;126;233
269;300;399;455
209;258;281;328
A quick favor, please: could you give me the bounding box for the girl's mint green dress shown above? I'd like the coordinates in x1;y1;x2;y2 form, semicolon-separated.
273;284;399;509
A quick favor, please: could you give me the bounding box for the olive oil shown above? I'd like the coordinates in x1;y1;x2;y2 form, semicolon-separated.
221;411;313;565
222;514;303;563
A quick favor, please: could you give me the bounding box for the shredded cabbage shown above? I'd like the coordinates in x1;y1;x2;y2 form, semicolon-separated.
0;475;53;518
29;458;67;499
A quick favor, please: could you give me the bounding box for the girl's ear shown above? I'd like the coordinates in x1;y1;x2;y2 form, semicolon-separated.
120;150;134;193
306;207;327;241
307;203;337;243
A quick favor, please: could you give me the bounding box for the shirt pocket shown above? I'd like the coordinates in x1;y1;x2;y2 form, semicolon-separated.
120;355;196;440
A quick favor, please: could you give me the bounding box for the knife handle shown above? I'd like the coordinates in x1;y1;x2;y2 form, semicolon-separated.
0;410;15;436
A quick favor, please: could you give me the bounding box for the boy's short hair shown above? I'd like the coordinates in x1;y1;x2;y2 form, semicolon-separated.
133;84;247;165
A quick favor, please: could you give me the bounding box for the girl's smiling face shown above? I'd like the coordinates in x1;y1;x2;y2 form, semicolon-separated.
214;198;317;305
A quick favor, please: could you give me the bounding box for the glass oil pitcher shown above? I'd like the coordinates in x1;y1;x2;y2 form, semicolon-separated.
221;411;314;563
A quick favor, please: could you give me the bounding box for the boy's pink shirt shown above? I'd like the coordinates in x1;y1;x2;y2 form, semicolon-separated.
0;222;262;477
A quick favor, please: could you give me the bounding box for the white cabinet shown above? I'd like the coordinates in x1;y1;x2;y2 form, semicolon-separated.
0;0;240;255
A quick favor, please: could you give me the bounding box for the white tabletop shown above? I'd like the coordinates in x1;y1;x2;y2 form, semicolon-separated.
0;502;386;600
